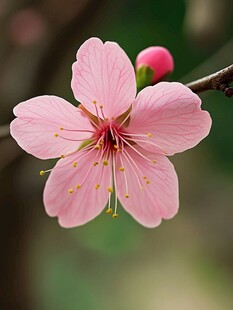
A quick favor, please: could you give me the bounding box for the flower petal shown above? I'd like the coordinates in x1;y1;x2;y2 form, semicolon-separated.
71;37;136;119
126;82;212;155
116;146;178;228
44;149;112;227
10;95;93;159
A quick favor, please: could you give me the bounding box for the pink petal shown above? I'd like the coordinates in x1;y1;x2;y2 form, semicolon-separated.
116;146;178;228
71;37;136;119
44;150;112;228
10;96;93;159
127;82;212;155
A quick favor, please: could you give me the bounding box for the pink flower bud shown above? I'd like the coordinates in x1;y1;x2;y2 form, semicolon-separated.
136;46;174;83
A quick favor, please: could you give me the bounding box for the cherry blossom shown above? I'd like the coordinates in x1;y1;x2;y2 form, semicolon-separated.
10;38;211;228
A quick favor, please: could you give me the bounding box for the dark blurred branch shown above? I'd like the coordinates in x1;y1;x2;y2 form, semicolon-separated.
32;0;106;96
0;0;107;308
0;125;9;139
186;64;233;97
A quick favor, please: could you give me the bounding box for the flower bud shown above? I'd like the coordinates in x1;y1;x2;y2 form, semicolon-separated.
136;46;174;84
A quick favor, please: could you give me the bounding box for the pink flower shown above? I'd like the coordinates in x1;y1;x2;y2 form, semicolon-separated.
136;46;174;83
10;38;211;228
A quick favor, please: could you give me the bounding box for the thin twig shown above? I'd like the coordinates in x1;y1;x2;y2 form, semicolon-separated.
186;64;233;97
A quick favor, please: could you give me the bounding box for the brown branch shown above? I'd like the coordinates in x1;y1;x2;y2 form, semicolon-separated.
186;64;233;97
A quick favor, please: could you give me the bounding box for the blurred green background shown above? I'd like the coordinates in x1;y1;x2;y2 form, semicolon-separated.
0;0;233;309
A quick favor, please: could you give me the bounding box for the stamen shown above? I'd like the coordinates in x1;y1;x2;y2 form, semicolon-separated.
147;133;152;138
68;188;74;194
112;155;119;216
122;151;144;190
106;174;113;214
119;155;129;198
73;162;77;167
76;184;81;189
54;134;91;142
99;104;107;120
118;135;153;162
109;124;115;141
107;187;113;193
95;184;100;190
60;155;65;158
106;208;113;214
121;136;163;152
93;101;103;124
39;168;53;175
59;128;95;134
103;160;108;166
93;161;99;166
77;162;94;188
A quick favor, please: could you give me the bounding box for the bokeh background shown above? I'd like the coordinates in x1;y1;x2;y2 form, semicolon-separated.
0;0;233;309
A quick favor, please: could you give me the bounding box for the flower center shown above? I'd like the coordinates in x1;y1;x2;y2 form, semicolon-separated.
94;121;123;155
40;105;160;220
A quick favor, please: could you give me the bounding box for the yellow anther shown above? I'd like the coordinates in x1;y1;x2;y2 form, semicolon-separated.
106;208;113;215
147;132;152;138
152;160;157;164
146;180;150;184
107;187;113;193
39;170;45;176
54;133;58;137
143;176;147;179
95;184;100;190
125;193;129;198
111;117;115;120
103;160;108;166
95;144;101;150
93;161;99;166
99;140;104;145
68;188;74;194
119;167;125;172
73;162;77;168
99;104;103;109
61;154;65;158
93;100;97;104
112;213;118;219
60;127;64;130
118;149;122;153
113;144;118;150
76;184;81;189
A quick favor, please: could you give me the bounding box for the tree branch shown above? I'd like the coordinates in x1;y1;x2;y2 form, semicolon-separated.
186;64;233;97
